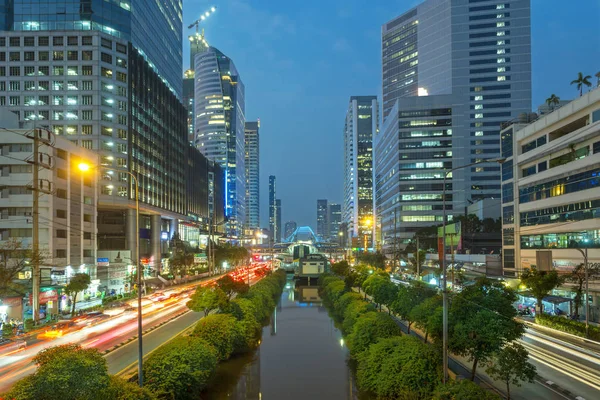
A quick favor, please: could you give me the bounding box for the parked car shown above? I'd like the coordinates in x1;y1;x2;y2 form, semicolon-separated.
0;337;27;356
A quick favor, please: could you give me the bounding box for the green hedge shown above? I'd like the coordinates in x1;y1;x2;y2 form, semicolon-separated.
536;314;600;341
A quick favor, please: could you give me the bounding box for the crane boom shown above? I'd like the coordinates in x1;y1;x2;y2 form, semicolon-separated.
188;6;217;33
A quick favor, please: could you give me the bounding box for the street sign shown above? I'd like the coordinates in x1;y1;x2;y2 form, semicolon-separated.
97;258;109;266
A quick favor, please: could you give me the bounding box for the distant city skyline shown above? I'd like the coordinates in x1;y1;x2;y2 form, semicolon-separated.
183;0;600;228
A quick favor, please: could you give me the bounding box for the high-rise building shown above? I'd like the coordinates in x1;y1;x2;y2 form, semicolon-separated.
194;47;246;237
275;199;282;243
343;96;378;250
0;1;217;274
245;121;260;230
328;203;342;241
316;199;329;240
0;0;183;99
183;70;195;144
284;221;297;241
269;176;278;242
375;0;531;251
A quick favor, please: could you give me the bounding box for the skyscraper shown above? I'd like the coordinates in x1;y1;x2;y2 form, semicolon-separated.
375;0;531;251
0;0;222;274
343;96;378;250
284;221;297;241
328;203;342;241
275;199;282;243
269;176;278;242
195;47;246;237
245;121;260;230
316;199;329;240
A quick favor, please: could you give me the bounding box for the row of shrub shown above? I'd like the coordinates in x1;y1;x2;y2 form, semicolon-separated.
142;270;287;399
536;314;600;341
319;274;499;400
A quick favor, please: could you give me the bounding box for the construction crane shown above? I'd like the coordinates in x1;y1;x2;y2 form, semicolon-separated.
188;6;217;34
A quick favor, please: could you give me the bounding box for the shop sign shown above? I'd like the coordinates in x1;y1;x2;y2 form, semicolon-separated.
28;289;58;305
0;297;22;307
194;253;207;263
97;258;110;267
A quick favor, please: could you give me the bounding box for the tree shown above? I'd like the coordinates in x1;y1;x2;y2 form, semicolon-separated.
566;263;600;320
433;379;501;400
348;311;400;356
217;275;249;300
0;239;46;298
391;281;437;333
186;286;228;316
486;343;536;399
450;278;524;380
363;273;396;312
520;267;563;314
143;336;218;399
408;249;427;277
410;294;443;343
331;260;350;276
357;336;441;399
571;72;592;96
192;314;244;360
65;273;91;315
357;251;386;270
545;94;560;111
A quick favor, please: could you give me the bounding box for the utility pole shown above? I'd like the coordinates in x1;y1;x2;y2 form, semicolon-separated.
27;128;53;325
416;236;420;280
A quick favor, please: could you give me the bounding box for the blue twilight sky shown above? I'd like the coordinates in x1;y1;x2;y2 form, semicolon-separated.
183;0;600;230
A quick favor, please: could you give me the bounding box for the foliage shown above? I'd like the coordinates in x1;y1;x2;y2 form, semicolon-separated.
5;344;110;400
566;262;600;320
0;239;46;298
323;280;347;303
357;336;441;399
333;292;364;319
570;72;592;96
192;314;244;360
519;267;564;314
351;264;374;290
144;336;218;399
217;275;249;300
214;244;249;268
331;260;350;277
347;311;401;356
392;281;437;333
410;294;443;343
450;278;524;380
2;322;14;337
363;273;397;312
407;249;427;275
432;379;501;400
102;376;157;400
64;273;91;315
535;314;600;341
342;298;376;334
186;286;228;316
357;252;386;270
545;94;560;110
486;343;536;400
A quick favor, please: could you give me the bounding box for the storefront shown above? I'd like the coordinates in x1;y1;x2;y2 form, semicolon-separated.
0;296;23;322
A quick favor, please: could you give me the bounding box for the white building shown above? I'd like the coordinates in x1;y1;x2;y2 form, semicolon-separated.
501;88;600;315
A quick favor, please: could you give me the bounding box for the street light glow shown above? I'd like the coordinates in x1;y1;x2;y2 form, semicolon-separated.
78;162;91;172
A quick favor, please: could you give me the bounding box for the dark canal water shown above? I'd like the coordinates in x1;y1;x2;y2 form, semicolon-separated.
203;276;365;400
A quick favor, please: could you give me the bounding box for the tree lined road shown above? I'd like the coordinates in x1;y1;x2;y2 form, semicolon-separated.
0;265;268;393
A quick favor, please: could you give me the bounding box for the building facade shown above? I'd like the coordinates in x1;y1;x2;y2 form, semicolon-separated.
194;46;246;238
284;221;297;241
275;199;282;244
269;175;278;243
328;203;342;241
501;88;600;277
316;199;328;240
376;0;531;251
0;0;183;99
245;121;260;230
343;96;378;250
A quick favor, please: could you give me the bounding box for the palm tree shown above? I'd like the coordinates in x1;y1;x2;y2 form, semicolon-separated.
596;71;600;88
570;72;592;96
545;94;560;111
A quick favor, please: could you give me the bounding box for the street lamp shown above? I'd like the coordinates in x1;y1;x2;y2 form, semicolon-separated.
79;163;143;388
574;247;590;338
441;157;505;384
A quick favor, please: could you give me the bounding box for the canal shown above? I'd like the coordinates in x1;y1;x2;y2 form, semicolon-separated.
203;276;365;399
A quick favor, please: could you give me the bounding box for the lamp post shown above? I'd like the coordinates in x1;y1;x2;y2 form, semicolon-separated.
574;247;590;338
441;157;505;384
79;163;143;387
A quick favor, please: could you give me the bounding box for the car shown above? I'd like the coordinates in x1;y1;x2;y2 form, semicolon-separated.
0;337;27;355
37;321;80;339
75;311;109;326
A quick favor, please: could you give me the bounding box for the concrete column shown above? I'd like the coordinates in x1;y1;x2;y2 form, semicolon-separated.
170;219;179;240
126;209;137;259
151;215;162;275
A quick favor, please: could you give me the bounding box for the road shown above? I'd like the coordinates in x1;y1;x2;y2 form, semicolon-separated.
0;264;269;393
